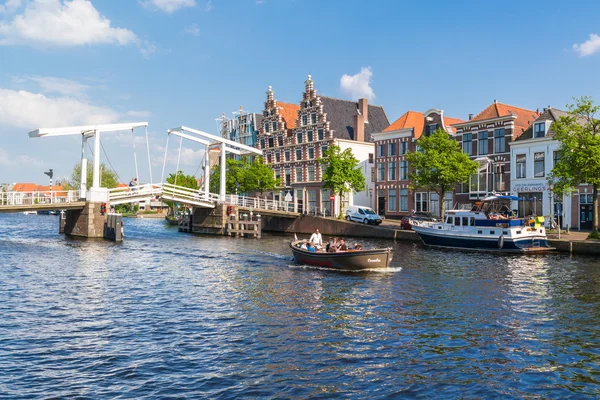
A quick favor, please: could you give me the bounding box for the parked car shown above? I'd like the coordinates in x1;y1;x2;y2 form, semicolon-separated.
345;205;383;225
400;213;438;230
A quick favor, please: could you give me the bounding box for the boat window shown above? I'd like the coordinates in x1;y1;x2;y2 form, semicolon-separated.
470;217;475;226
454;217;460;226
446;216;452;224
516;230;521;234
490;230;495;235
503;231;508;235
462;217;468;226
477;230;483;234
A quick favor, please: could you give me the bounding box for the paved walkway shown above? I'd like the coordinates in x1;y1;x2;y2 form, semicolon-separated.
547;230;594;241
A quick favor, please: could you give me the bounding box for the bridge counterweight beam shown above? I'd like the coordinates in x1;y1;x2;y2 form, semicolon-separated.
204;147;210;198
92;131;101;189
80;135;88;199
220;142;226;201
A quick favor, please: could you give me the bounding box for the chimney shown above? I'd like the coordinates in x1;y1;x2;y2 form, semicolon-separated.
354;98;368;142
468;113;473;120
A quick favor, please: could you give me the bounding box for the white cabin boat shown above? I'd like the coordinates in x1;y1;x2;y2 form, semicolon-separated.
23;211;38;215
411;196;552;252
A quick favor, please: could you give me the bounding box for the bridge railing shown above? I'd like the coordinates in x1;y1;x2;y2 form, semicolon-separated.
161;183;219;204
0;190;81;206
108;183;162;203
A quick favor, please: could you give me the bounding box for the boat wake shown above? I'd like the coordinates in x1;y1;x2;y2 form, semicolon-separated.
288;264;402;273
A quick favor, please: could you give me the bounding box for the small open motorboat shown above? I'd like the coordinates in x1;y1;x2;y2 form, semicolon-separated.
289;240;393;271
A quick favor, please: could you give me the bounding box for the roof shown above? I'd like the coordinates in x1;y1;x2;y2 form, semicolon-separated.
277;102;300;130
383;111;424;135
516;108;570;141
11;183;64;192
444;116;466;126
320;96;390;142
469;101;539;137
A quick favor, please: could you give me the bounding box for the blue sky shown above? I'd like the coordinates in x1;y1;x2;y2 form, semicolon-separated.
1;0;599;184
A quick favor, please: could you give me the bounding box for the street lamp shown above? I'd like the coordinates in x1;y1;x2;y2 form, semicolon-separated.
44;169;53;203
375;183;379;215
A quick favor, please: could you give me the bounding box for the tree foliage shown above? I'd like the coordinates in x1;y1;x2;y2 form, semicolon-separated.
209;157;278;195
551;96;600;234
166;171;199;189
407;129;478;219
70;161;119;189
319;145;366;217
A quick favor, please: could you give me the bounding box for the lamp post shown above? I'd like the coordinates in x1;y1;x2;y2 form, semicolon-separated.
44;169;53;204
375;184;379;215
548;181;560;239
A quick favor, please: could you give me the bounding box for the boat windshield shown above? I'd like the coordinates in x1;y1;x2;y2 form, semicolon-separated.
364;209;376;215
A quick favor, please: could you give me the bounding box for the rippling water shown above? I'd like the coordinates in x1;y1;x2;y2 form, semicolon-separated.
1;213;600;398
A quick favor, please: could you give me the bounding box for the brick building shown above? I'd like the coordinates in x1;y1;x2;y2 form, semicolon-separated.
372;109;463;219
257;75;390;215
453;100;539;207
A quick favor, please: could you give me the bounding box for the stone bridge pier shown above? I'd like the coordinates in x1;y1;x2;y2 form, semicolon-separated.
62;202;107;238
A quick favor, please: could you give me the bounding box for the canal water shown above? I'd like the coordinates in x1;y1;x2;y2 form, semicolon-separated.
1;214;599;398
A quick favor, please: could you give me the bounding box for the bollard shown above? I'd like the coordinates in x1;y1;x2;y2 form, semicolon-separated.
566;224;570;234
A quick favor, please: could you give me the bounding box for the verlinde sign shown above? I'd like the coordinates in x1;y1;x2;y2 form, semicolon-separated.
512;182;547;192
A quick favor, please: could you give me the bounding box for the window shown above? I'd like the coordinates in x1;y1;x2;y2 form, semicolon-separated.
478;131;488;155
462;217;468;226
308;165;315;181
368;153;374;163
494;129;505;153
377;163;385;181
389;189;397;211
318;129;324;140
267;154;272;164
275;152;281;163
400;189;409;211
275;170;281;183
415;192;428;212
265;123;270;133
285;169;291;186
273;122;278;131
307;131;313;142
296;168;303;182
454;217;460;226
296;132;303;144
268;137;274;148
377;143;385;157
400;141;408;155
534;152;545;177
321;146;328;156
307;190;316;212
311;113;317;124
371;167;375;182
463;133;472;155
534;123;545;138
321;189;330;214
278;136;283;147
427;124;438;135
388;161;397;180
285;151;290;162
495;165;505;191
388;143;397;156
260;139;265;149
400;161;408;180
302;115;308;126
308;148;315;159
516;154;526;179
553;150;560;168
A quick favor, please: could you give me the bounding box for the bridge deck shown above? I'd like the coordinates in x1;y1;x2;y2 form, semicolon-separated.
0;202;86;213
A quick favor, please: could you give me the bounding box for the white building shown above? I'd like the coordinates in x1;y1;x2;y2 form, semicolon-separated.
509;108;571;228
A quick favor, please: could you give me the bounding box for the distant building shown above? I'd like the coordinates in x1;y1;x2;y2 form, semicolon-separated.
453;101;539;207
217;106;263;161
256;75;390;216
372;109;463;219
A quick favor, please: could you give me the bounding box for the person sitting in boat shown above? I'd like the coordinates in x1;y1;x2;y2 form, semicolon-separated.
309;229;323;248
328;237;339;252
353;243;363;250
306;243;316;252
300;240;308;249
337;239;348;252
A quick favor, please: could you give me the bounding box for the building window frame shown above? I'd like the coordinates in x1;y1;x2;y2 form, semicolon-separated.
463;133;472;155
388;189;397;212
534;122;546;138
534;152;545;178
494;128;506;153
478;131;488;155
516;154;526;179
388;161;397;180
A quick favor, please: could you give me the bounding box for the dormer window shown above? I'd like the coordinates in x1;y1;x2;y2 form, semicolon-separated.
534;123;546;138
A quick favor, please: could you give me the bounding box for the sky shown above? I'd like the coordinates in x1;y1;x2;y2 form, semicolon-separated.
0;0;599;185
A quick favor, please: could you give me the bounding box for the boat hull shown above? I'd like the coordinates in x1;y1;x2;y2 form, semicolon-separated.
412;226;551;252
290;242;393;270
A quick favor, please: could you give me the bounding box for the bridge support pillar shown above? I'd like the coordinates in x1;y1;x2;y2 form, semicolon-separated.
63;202;106;238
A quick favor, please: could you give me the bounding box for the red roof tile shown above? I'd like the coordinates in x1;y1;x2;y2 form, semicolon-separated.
469;101;539;137
277;102;300;130
383;111;425;137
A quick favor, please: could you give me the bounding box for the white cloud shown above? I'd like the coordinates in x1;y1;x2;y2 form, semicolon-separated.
0;0;25;13
573;33;600;57
185;23;200;36
0;146;46;167
203;0;212;12
142;0;196;13
126;110;152;118
340;66;376;102
14;75;91;98
0;88;119;130
153;143;205;168
0;0;139;48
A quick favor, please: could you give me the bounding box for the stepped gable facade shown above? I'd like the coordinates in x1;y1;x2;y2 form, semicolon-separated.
257;75;390;214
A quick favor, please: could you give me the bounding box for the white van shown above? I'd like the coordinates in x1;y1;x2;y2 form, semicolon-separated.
345;205;383;225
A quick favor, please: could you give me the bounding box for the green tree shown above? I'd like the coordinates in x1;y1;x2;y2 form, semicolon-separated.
209;158;250;194
319;145;366;218
551;96;600;237
166;171;199;189
70;161;119;189
407;129;478;219
244;157;278;196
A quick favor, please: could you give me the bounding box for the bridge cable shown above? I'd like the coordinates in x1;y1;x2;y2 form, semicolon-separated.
160;134;170;185
131;128;140;185
144;125;153;185
174;135;183;187
99;139;125;185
